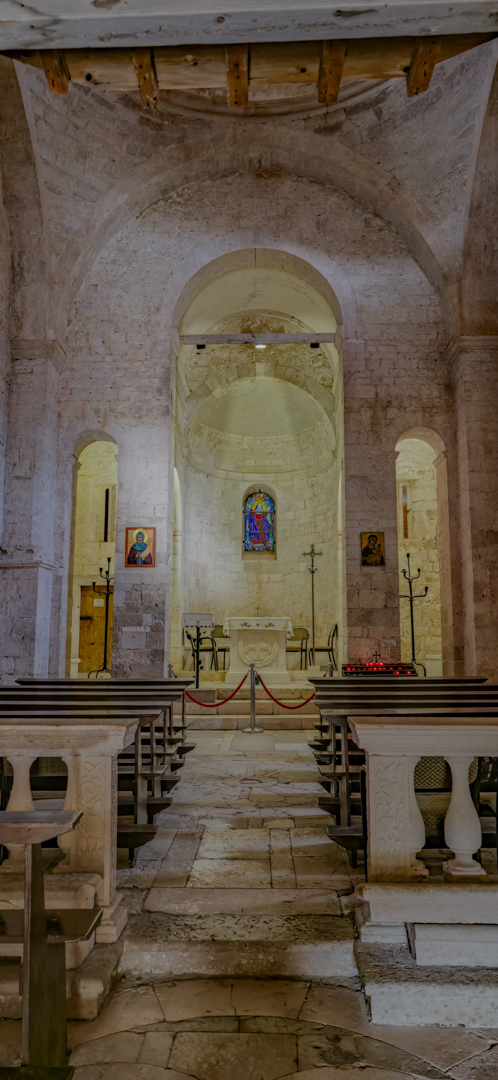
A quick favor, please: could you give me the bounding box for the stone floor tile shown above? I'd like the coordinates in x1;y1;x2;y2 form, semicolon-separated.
187;857;271;888
137;1032;174;1066
122;888;149;915
134;1018;240;1034
293;854;350;888
68;987;164;1048
144;887;340;915
240;1017;324;1034
372;1027;494;1071
167;1032;297;1080
290;827;340;860
155;978;234;1020
297;1030;447;1078
72;1067;193;1080
196;828;270;860
152;830;203;887
299;983;371;1033
70;1032;144;1065
117;861;164;888
134;829;178;862
270;830;296;888
278;1069;410;1080
450;1044;498;1079
231;978;309;1018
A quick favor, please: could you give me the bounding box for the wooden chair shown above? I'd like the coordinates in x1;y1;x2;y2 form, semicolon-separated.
185;628;217;672
286;626;309;670
310;624;338;669
212;624;230;670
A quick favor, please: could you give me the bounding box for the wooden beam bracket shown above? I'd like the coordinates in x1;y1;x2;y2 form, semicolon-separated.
318;40;347;104
406;36;441;97
132;47;159;110
39;50;70;95
225;44;249;107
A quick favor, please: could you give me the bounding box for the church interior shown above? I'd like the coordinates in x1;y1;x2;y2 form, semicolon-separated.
0;1;498;1075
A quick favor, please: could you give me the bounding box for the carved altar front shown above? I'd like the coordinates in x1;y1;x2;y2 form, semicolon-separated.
223;616;293;686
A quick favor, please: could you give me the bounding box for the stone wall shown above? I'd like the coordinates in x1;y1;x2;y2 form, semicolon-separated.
0;45;496;679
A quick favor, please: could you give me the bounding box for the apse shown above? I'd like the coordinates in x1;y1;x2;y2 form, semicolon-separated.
171;250;344;670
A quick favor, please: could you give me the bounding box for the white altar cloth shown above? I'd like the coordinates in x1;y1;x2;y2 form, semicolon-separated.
223;616;293;686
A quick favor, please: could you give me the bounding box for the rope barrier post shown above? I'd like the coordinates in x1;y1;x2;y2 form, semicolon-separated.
243;663;263;734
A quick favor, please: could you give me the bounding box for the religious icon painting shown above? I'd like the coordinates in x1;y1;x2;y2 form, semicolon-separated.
360;531;385;566
244;490;275;553
125;527;156;567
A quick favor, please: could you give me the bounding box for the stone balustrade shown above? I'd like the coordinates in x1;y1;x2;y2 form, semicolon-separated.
0;717;138;907
349;716;498;882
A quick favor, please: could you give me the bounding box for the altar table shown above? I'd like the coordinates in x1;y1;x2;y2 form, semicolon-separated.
223;616;293;686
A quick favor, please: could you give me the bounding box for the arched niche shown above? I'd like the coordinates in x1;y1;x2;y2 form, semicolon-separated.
172;247;345;671
67;437;119;678
395;428;453;675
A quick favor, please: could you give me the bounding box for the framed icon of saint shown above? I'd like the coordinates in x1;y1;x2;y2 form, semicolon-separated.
125;527;156;567
360;531;385;566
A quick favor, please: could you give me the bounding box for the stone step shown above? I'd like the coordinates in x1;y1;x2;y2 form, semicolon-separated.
0;943;120;1021
187;715;319;730
119;912;357;982
355;941;498;1027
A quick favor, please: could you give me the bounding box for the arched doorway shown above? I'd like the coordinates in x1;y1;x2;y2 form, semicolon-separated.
171;250;345;674
395;432;448;675
69;439;118;677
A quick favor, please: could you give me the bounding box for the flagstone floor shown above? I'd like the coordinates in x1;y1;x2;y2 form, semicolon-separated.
0;730;496;1078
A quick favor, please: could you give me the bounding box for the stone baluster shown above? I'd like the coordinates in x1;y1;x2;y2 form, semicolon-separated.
5;754;36;866
367;754;429;881
444;755;486;876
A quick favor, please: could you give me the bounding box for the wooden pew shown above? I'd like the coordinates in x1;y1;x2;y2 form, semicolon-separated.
307;676;498;867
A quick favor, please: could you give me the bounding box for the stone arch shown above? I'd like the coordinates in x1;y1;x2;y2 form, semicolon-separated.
67;435;119;678
395;427;454;675
49;126;455;343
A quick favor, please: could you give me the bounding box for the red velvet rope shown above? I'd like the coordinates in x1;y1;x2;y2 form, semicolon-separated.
255;671;316;709
185;671;248;707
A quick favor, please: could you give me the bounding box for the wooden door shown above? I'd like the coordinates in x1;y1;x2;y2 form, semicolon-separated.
78;586;113;674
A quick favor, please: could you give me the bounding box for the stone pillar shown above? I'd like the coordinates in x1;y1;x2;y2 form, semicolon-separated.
451;337;498;679
59;752;117;906
0;341;65;681
112;421;172;678
366;754;428;882
343;339;401;664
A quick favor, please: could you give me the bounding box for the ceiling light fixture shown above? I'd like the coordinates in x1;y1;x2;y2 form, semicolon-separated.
254;343;266;349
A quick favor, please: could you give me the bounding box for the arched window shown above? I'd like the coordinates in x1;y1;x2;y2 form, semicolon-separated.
244;490;275;553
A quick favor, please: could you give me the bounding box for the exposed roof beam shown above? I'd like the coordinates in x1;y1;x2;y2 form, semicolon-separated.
40;50;70;95
180;332;336;344
132;47;159;109
318;40;347;104
406;37;441;96
7;35;494;99
225;44;249;106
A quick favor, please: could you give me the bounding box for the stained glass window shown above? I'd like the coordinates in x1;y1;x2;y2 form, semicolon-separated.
244;491;275;553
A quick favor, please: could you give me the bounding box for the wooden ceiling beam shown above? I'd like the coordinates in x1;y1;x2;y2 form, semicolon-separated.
318;40;347;104
406;37;441;96
225;44;249;106
180;332;336;344
131;47;159;109
6;34;494;98
39;50;70;95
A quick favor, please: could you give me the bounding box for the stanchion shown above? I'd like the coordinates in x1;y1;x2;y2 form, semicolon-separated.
243;663;264;733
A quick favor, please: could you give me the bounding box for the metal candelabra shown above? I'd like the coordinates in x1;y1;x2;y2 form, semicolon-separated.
399;552;428;676
88;557;114;679
303;543;323;666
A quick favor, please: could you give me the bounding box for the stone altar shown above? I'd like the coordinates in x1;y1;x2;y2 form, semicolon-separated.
223;616;293;686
